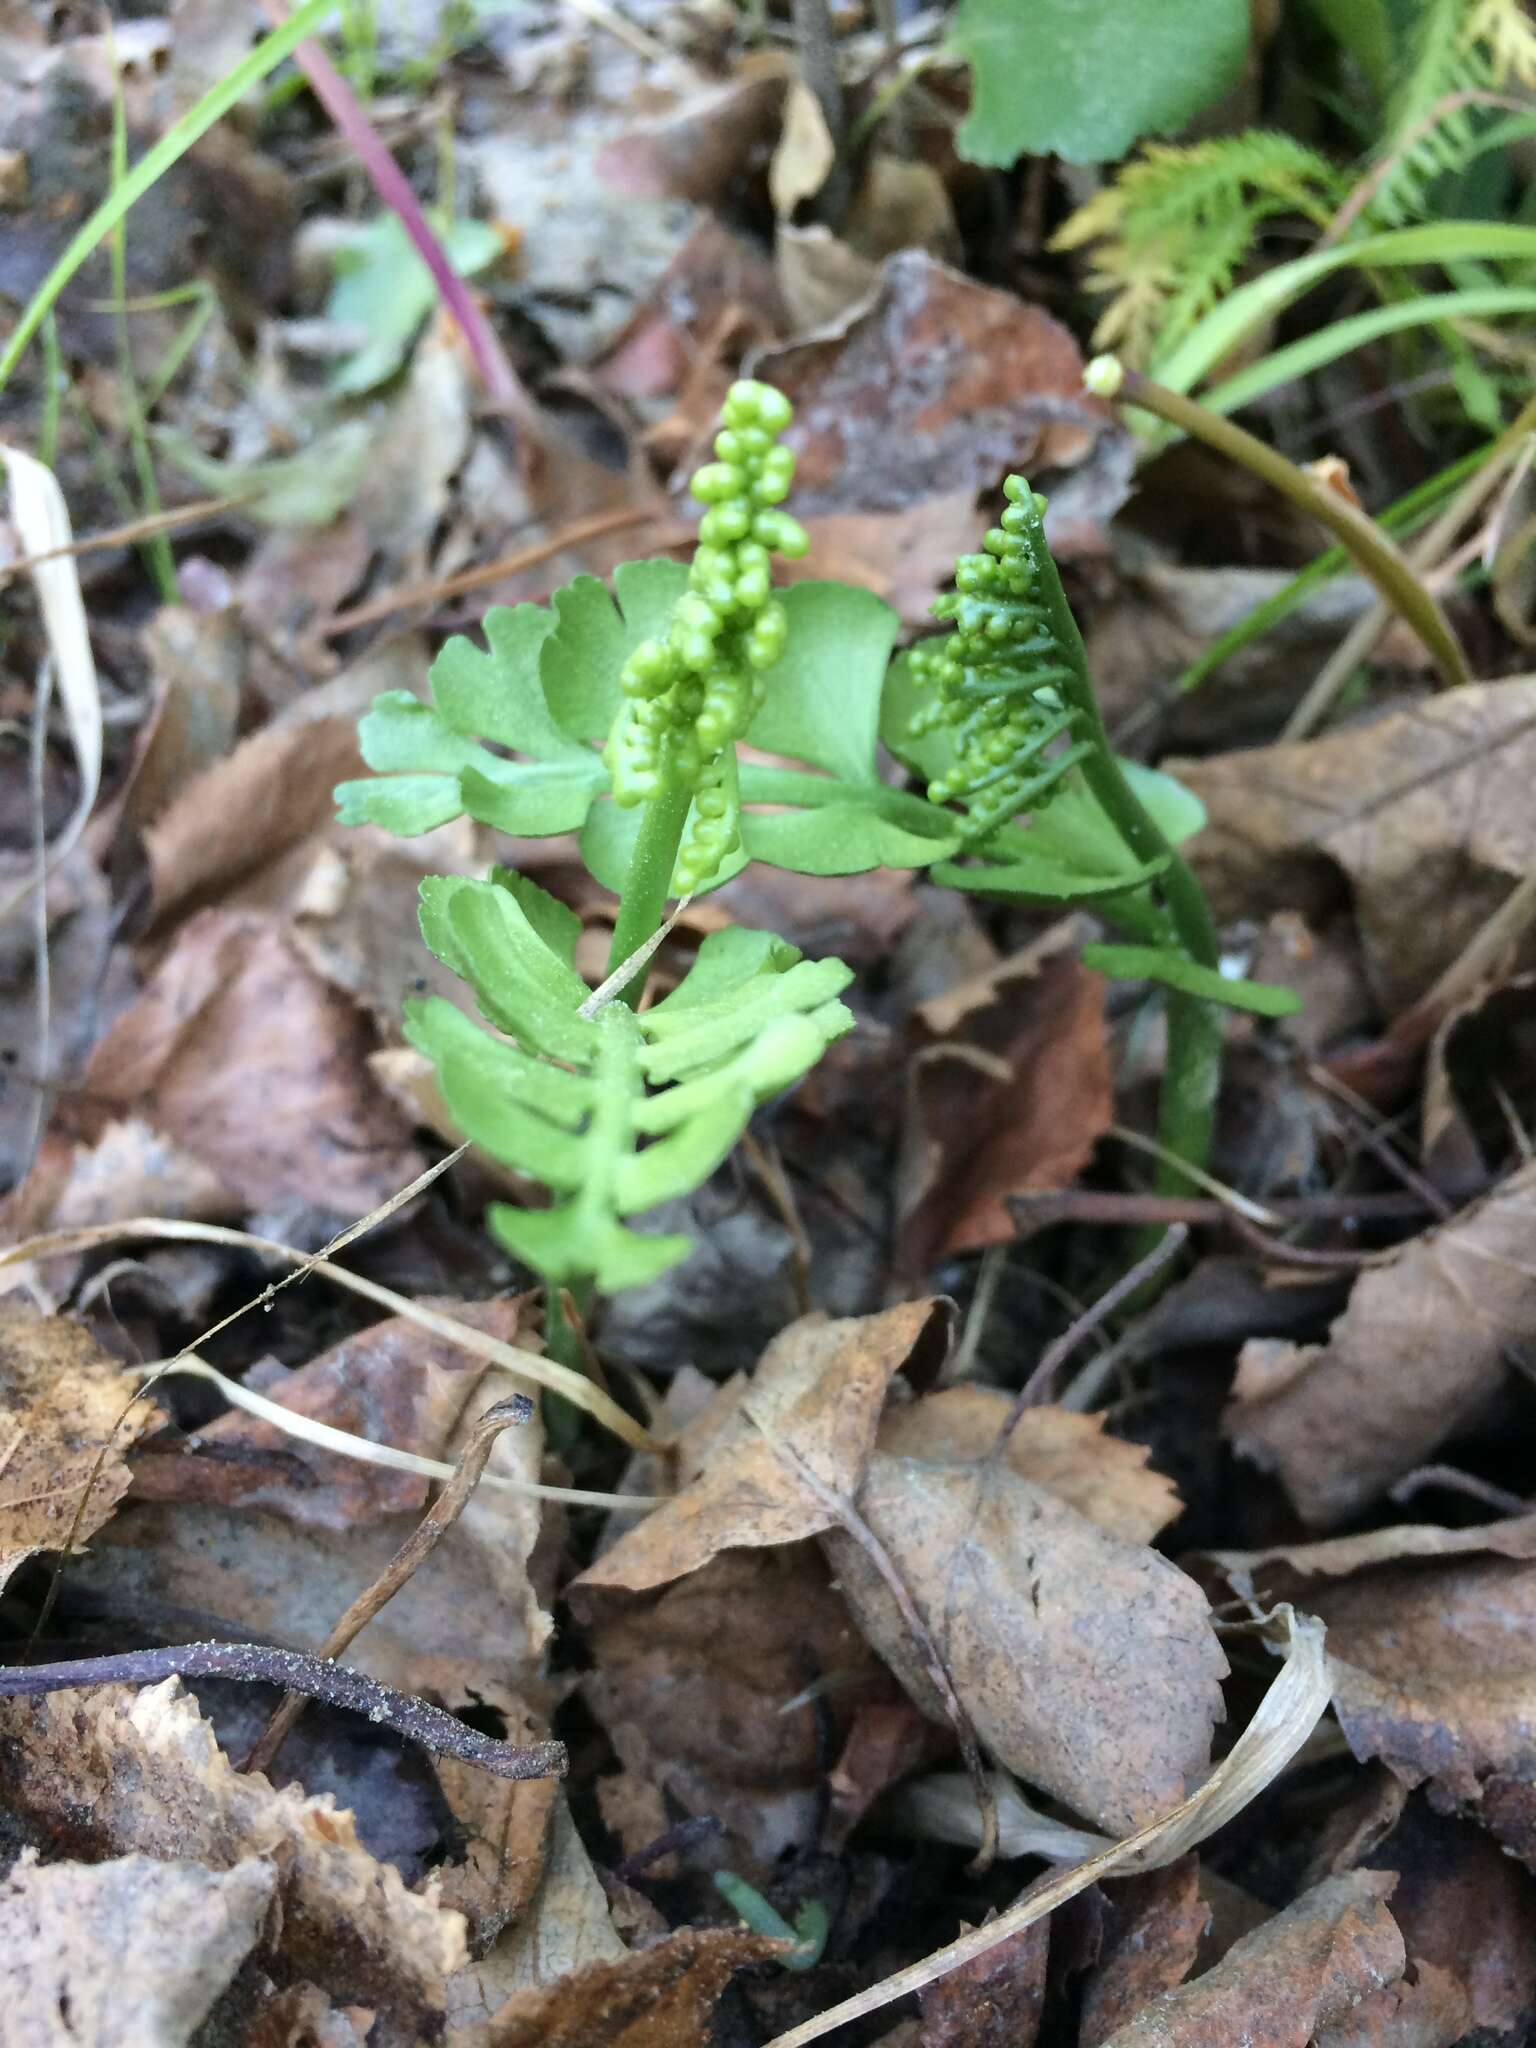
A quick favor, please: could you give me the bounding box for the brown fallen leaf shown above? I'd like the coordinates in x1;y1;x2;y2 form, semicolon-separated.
0;1680;465;2044
823;1449;1227;1835
580;1543;897;1862
482;1925;783;2048
84;907;425;1228
1078;1857;1208;2048
1225;1161;1536;1525
575;1300;949;1596
825;1697;946;1852
898;922;1113;1272
876;1387;1181;1547
0;1848;275;2048
917;1914;1049;2048
759;253;1120;527
0;1303;158;1598
1169;677;1536;1015
1094;1870;1403;2048
1307;1551;1536;1865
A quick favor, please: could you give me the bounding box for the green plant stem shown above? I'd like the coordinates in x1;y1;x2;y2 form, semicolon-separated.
1114;368;1471;692
1035;541;1222;1193
604;772;693;1009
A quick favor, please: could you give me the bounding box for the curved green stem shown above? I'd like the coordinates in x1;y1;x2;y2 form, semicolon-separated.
1034;539;1223;1194
604;771;692;1009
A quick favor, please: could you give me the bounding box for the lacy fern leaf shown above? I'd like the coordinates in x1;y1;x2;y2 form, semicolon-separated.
406;870;854;1292
1052;134;1344;364
1369;0;1536;227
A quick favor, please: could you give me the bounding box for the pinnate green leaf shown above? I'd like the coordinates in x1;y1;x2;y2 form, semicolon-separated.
949;0;1250;167
406;873;855;1291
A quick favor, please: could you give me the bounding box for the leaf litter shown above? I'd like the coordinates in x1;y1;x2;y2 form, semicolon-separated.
6;2;1536;2042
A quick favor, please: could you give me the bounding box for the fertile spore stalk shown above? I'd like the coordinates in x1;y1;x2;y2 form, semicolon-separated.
913;476;1224;1197
602;380;808;1000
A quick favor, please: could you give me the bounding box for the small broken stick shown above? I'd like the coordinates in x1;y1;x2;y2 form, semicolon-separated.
0;1639;566;1782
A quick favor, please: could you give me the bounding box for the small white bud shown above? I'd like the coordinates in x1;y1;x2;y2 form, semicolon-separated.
1083;354;1125;399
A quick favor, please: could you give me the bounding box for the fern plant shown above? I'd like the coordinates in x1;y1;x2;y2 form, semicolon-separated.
1054;0;1536;372
339;381;1292;1362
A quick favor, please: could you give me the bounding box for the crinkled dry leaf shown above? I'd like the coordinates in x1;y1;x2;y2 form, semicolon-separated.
1169;678;1536;1013
0;1849;274;2048
576;1300;949;1596
483;1926;783;2048
0;1681;465;2042
0;1303;158;1596
917;1915;1048;2048
824;1450;1227;1834
1079;1857;1208;2048
1212;1513;1536;1596
85;907;424;1226
1307;1552;1536;1865
898;926;1113;1270
877;1388;1181;1546
579;1544;896;1862
1225;1162;1536;1525
1095;1871;1403;2048
78;1300;551;1708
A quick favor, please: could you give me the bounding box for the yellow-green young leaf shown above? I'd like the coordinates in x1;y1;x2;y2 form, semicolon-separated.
949;0;1250;167
406;882;856;1294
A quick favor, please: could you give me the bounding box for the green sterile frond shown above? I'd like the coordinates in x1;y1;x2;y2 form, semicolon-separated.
334;600;606;839
1051;134;1344;366
406;875;854;1294
1368;0;1536;229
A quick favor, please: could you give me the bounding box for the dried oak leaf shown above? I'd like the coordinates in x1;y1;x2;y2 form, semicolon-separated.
0;1680;465;2043
0;1303;158;1597
876;1387;1181;1546
85;906;424;1226
1095;1871;1403;2048
575;1299;950;1596
918;1914;1049;2048
1168;678;1536;1014
1078;1857;1208;2048
898;923;1113;1271
825;1449;1227;1835
1225;1162;1536;1525
482;1926;783;2048
0;1848;274;2048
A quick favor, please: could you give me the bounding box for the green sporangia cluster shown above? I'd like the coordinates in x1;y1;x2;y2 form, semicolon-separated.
908;475;1093;841
604;380;810;893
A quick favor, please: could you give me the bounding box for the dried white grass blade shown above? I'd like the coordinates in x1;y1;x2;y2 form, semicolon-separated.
0;446;101;919
762;1608;1331;2048
577;894;694;1018
0;1216;658;1452
143;1353;666;1511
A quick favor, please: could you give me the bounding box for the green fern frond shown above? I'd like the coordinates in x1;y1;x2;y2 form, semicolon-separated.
1368;0;1536;228
406;871;854;1292
1052;135;1345;366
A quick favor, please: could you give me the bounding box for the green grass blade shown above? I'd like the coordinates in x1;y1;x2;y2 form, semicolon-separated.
1154;222;1536;397
1205;287;1536;418
0;0;338;397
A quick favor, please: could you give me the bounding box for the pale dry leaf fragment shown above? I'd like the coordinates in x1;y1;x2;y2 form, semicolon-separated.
1169;678;1536;1012
84;907;425;1224
876;1387;1181;1545
0;1849;274;2047
482;1925;784;2048
824;1449;1227;1834
0;445;101;919
1094;1870;1404;2048
1225;1160;1536;1525
575;1299;949;1596
769;75;835;217
0;1302;159;1597
1211;1511;1536;1598
0;1680;465;2044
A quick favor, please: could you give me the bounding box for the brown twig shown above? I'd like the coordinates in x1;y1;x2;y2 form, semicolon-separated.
0;1638;565;1781
741;1130;813;1320
320;504;665;636
995;1226;1187;1425
243;1395;535;1776
1008;1187;1431;1231
0;494;247;581
745;1405;1000;1874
